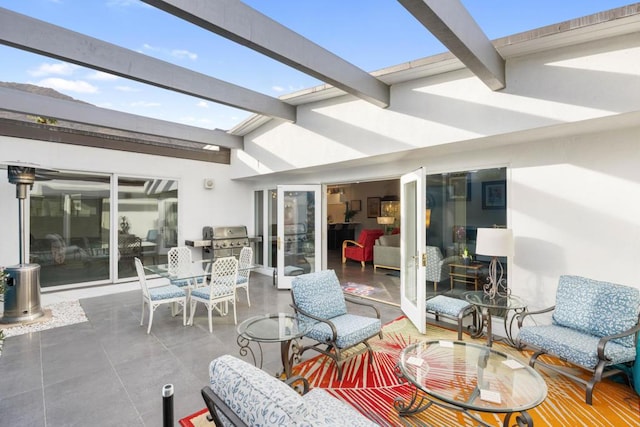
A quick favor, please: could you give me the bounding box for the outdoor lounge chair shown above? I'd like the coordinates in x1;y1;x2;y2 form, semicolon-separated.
290;269;383;380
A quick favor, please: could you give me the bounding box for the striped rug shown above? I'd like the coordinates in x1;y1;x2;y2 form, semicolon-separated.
180;316;639;426
292;316;640;426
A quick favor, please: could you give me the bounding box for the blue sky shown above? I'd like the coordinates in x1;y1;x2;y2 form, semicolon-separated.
0;0;632;131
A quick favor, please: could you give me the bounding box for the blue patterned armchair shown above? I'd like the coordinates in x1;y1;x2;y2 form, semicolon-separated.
517;275;640;404
291;270;383;380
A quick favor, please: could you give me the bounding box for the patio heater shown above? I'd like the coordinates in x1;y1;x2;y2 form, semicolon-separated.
1;162;54;323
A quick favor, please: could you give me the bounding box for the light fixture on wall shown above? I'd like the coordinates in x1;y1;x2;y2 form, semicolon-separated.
380;195;399;219
475;227;513;299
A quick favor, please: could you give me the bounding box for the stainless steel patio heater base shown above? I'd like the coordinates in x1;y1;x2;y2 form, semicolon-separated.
1;264;43;323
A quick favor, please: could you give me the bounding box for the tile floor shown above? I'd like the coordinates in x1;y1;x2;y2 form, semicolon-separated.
0;253;405;426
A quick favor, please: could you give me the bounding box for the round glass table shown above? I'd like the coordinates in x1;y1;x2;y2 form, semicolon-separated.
464;291;528;347
395;340;547;426
236;312;307;378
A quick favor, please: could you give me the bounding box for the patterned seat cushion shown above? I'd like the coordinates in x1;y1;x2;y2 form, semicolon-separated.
209;355;308;426
518;324;637;369
292;270;347;321
191;285;232;299
306;313;381;349
148;284;185;300
552;275;640;348
426;295;471;316
208;355;379;426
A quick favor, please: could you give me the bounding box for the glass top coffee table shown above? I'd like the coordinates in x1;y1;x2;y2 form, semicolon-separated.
236;312;308;379
395;340;547;426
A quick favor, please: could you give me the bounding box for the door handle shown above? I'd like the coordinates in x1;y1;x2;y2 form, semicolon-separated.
277;237;281;250
422;252;427;267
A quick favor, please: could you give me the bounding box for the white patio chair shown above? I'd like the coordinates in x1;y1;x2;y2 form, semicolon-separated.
135;257;187;334
236;247;253;306
168;246;205;288
188;256;238;333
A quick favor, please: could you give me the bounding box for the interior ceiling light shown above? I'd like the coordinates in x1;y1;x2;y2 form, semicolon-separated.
203;145;220;151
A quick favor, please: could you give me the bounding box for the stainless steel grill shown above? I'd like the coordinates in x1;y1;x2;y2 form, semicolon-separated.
186;225;250;261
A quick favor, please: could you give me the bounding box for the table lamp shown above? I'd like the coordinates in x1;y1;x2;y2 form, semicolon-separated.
475;228;513;299
376;216;395;234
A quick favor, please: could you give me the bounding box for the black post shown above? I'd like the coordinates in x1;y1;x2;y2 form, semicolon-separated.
162;384;174;427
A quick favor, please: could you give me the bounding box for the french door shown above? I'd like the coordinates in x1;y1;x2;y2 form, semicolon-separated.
400;168;427;333
275;185;322;289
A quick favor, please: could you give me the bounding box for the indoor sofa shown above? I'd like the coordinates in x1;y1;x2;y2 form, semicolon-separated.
202;354;379;426
373;233;400;271
517;275;640;404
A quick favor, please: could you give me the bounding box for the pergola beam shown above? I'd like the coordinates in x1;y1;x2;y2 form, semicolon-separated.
398;0;505;90
142;0;390;108
0;87;243;149
0;7;296;122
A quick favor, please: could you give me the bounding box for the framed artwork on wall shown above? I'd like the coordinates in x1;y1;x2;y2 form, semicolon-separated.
482;180;506;209
367;197;380;218
351;199;361;211
447;174;471;201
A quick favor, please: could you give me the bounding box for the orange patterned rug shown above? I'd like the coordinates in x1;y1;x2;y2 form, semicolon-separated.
180;316;639;426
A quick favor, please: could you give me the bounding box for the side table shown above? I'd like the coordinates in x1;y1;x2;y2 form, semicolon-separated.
236;313;307;379
464;291;527;347
449;262;484;291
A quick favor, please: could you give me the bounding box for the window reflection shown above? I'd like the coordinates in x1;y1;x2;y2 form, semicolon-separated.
117;177;178;279
30;172;111;287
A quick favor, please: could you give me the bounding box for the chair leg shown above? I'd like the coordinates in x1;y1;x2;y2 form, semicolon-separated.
147;304;154;334
208;306;213;333
140;298;145;326
182;300;187;326
360;261;365;268
232;299;237;325
245;288;250;307
188;301;197;326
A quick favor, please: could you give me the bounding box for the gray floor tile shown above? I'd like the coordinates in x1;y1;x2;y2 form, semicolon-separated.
0;253;404;426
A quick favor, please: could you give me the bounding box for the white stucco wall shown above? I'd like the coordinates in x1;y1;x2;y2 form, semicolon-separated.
233;31;640;180
230;30;640;310
0;136;252;269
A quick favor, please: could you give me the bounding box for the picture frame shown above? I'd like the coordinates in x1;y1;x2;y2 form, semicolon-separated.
350;199;361;212
482;180;506;209
367;197;381;218
447;174;471;201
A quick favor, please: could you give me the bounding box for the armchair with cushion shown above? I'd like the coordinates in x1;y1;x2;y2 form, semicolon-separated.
291;270;383;380
517;275;640;404
342;229;384;268
425;246;460;292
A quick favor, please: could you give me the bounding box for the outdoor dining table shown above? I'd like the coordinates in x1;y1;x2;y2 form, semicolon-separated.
144;260;256;325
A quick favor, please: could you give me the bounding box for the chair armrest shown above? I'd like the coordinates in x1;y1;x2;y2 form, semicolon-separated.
517;305;555;328
284;375;310;395
342;240;363;249
597;318;640;361
344;296;381;319
290;303;338;341
201;386;248;427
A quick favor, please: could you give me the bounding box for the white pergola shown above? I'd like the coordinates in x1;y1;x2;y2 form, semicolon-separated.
0;0;503;159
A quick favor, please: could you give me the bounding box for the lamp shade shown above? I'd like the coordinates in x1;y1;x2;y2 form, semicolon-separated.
377;216;395;225
475;228;513;257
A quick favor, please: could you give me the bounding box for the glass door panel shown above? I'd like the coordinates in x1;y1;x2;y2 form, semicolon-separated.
117;177;178;280
276;185;321;289
30;172;111;288
401;168;427;333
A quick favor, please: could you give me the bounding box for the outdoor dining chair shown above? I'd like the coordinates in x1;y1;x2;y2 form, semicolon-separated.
236;246;253;306
188;256;238;333
134;257;187;334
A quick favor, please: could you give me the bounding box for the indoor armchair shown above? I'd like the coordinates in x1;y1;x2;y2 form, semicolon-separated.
342;229;384;268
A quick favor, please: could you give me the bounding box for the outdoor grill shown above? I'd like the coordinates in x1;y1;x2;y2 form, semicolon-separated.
185;226;250;261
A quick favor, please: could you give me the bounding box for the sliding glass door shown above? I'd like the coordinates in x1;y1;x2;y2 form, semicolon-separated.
30;171;178;288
